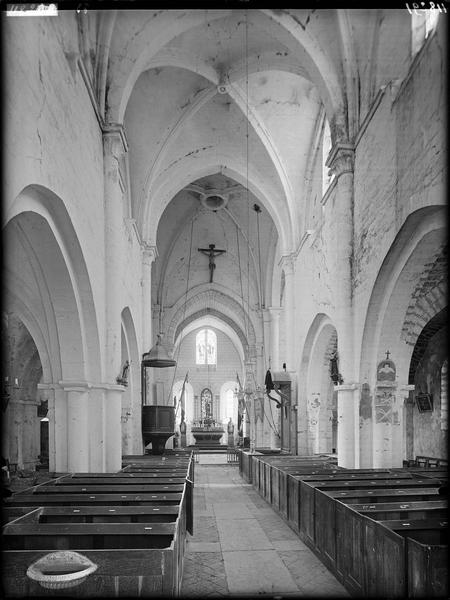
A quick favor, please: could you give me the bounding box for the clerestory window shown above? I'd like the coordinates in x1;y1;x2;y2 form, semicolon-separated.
196;328;217;365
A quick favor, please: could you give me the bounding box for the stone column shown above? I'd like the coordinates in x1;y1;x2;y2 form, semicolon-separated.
53;385;68;473
326;142;355;381
279;256;295;371
335;383;360;468
88;387;106;472
327;143;359;467
103;125;128;382
402;386;416;463
141;243;158;353
398;385;415;467
244;359;256;451
64;384;89;472
104;385;124;472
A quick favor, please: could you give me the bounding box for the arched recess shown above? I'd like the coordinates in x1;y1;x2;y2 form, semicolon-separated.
2;312;43;470
167;288;256;355
3;185;102;472
120;307;141;456
4;185;102;383
359;205;446;467
143;160;291;254
300;314;338;456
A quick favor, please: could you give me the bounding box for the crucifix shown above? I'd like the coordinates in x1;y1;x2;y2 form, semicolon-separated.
198;243;226;283
385;350;391;360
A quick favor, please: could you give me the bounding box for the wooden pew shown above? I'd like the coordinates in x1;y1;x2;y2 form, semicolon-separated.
313;488;444;597
71;472;188;478
10;506;181;524
300;478;441;548
363;518;448;598
57;477;186;485
29;484;185;494
5;492;184;507
272;463;344;519
354;500;447;521
3;455;194;596
286;471;412;533
3;522;177;550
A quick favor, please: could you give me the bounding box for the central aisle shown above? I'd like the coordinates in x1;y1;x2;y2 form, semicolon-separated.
181;462;349;597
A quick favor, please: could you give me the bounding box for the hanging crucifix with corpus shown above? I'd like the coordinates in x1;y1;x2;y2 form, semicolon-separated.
198;244;226;283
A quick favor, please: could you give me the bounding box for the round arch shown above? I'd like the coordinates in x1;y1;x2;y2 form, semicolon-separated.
120;307;142;455
166;287;256;353
359;205;446;466
299;313;338;455
359;206;446;388
143;160;291;253
3;185;102;383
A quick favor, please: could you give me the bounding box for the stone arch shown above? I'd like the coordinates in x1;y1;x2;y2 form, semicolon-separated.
360;205;446;389
167;288;256;353
359;205;446;466
143;159;291;254
120;307;141;455
4;184;102;383
300;313;338;455
3;185;103;472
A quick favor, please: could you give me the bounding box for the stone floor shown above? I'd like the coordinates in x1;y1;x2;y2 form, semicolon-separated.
181;460;349;598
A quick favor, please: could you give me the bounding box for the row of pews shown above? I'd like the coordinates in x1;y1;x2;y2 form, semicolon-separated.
239;451;448;598
2;452;194;597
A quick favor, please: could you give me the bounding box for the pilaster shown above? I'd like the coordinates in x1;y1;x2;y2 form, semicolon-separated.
335;383;360;468
103;124;127;382
141;242;158;352
279;254;295;372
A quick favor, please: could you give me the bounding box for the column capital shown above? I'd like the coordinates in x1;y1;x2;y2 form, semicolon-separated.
398;384;415;397
334;383;360;392
102;123;128;157
326;142;355;178
57;380;125;393
142;242;158;265
279;253;295;274
267;306;283;318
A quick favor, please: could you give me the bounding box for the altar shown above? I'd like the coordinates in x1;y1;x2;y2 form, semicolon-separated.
191;418;225;446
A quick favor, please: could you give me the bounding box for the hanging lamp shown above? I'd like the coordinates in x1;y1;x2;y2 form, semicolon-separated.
142;334;176;368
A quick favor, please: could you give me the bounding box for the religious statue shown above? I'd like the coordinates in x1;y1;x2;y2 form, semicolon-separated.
116;360;130;386
198;244;226;283
329;352;343;385
227;418;234;434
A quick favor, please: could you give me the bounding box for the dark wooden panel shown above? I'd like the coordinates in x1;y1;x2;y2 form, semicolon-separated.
5;492;183;506
60;477;186;485
328;488;440;504
299;481;315;545
263;462;272;502
407;535;448;597
337;502;365;596
271;466;280;511
31;484;185;494
2;548;174;597
287;475;300;531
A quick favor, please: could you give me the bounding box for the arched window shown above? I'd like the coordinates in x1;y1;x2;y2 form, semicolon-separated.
322;119;334;196
441;359;448;430
200;388;213;421
196;329;217;365
411;9;440;56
